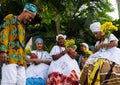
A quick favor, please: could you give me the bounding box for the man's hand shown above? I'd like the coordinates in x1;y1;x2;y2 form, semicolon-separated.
0;52;8;62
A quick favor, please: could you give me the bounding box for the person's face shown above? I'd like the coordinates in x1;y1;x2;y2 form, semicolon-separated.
22;11;35;24
93;31;104;40
57;36;65;46
80;45;86;52
36;41;43;51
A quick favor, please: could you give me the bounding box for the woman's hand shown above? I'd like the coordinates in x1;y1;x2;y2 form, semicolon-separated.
68;48;78;59
102;43;108;49
27;58;44;65
95;43;106;51
95;44;101;51
96;43;108;49
30;53;38;59
61;48;69;55
52;48;69;60
33;59;43;65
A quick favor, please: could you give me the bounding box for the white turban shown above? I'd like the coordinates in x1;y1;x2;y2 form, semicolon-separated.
81;42;89;51
56;34;66;41
90;22;101;32
81;43;89;49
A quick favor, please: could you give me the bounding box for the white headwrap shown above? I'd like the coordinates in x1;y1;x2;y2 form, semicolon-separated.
56;34;66;41
90;22;101;32
81;43;89;49
81;42;89;51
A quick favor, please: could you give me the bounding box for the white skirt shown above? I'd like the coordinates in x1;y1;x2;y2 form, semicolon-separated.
86;47;120;65
48;54;80;77
26;63;49;80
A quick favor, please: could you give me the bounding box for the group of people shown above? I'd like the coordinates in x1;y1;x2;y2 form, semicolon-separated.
25;34;81;85
0;2;120;85
0;3;81;84
80;22;120;85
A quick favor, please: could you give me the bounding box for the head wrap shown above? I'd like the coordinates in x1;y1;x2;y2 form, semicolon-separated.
24;3;37;15
81;43;89;49
35;38;43;44
56;34;66;41
90;22;101;32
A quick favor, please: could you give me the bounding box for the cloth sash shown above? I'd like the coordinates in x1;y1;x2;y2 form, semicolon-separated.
88;59;103;85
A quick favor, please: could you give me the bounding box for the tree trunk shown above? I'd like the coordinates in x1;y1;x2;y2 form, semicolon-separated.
55;13;60;34
117;0;120;18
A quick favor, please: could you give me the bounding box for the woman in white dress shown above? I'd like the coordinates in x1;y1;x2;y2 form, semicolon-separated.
26;38;52;85
47;34;80;85
80;22;120;85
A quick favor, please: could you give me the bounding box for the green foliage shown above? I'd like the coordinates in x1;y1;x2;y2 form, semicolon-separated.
0;0;118;51
44;43;54;53
112;19;120;47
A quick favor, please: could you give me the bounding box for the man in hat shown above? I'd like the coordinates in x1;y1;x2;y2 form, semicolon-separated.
0;3;37;85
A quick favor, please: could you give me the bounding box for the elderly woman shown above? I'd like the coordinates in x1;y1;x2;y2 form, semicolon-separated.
47;34;80;85
80;22;120;85
26;38;52;85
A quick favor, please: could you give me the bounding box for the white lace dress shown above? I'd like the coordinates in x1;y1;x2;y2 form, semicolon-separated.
86;34;120;65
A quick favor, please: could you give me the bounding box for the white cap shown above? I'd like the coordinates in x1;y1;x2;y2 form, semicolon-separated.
56;34;66;41
90;22;101;32
81;42;89;51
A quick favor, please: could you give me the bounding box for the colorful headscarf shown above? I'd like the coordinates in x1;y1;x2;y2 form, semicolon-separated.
35;38;43;44
24;3;37;15
56;34;66;41
90;22;101;32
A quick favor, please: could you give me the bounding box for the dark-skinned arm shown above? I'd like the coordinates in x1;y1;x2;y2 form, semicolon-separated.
52;49;69;60
27;58;51;65
103;40;118;49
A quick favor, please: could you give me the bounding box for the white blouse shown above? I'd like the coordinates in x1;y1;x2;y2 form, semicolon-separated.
26;50;52;80
48;45;80;77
